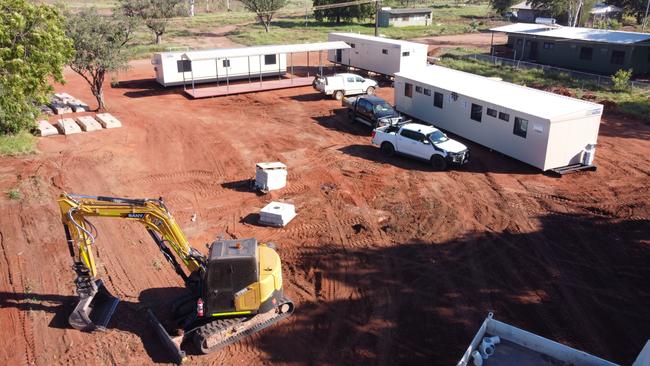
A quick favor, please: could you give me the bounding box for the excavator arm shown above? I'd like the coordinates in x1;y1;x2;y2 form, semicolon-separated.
58;193;206;332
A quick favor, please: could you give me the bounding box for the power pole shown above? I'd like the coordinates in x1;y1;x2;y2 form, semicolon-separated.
375;0;380;36
641;0;650;32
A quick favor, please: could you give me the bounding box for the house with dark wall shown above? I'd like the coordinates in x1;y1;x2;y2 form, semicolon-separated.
511;1;539;23
491;23;650;75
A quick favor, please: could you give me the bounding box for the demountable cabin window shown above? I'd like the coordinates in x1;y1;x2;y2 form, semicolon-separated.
222;59;230;67
543;42;554;49
415;86;423;93
579;47;593;61
487;108;497;117
611;50;625;65
382;49;388;55
264;54;277;65
423;88;431;96
433;92;443;108
177;59;192;72
402;51;410;56
405;83;413;98
470;103;482;122
498;112;510;121
514;117;528;138
350;43;356;48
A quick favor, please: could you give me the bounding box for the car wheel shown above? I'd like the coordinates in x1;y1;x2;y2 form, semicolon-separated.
366;86;376;95
430;154;448;171
333;90;344;101
380;142;395;157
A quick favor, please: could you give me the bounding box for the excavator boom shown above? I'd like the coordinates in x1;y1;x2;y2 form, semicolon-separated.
58;193;206;332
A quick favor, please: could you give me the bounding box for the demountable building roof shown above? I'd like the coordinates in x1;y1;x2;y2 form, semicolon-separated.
181;41;351;62
511;1;533;10
490;23;650;45
380;8;432;15
329;32;426;47
590;3;623;15
396;65;602;121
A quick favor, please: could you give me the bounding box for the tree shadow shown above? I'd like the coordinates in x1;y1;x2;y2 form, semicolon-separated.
0;286;191;364
113;79;185;99
254;213;650;365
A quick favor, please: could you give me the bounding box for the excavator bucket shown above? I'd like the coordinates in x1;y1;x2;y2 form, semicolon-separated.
146;309;187;364
69;279;120;332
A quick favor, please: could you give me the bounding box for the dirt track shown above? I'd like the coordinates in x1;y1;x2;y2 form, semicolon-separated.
0;58;649;366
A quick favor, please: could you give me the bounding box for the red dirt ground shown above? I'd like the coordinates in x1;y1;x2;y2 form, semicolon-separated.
0;57;649;366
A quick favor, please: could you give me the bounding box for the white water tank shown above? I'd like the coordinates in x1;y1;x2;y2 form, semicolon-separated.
255;162;287;192
259;201;296;227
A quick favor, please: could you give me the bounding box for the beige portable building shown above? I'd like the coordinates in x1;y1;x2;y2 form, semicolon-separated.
394;65;603;171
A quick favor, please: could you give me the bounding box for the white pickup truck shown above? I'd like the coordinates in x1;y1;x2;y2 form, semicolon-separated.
371;123;469;171
313;73;378;100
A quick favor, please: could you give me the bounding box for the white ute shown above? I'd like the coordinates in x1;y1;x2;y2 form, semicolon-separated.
313;73;378;100
371;123;469;171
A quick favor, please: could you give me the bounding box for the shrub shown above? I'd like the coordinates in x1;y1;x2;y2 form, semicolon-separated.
612;69;632;92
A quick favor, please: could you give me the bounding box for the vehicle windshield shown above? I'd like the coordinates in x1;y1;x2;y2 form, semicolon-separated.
373;102;397;117
428;130;448;143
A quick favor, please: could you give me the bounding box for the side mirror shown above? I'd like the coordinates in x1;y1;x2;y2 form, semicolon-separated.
422;140;430;144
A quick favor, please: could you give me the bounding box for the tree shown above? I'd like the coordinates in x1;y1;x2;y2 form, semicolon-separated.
120;0;185;44
490;0;516;15
610;0;649;23
66;9;134;111
0;0;73;134
313;0;374;24
239;0;287;32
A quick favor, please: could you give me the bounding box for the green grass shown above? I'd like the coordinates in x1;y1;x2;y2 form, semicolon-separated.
228;14;490;46
438;53;650;121
126;11;256;59
0;130;37;157
7;189;21;200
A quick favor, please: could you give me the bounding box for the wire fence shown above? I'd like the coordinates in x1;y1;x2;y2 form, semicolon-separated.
464;53;650;91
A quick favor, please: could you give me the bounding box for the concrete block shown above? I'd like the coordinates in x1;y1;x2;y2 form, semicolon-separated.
55;118;82;135
50;102;73;115
95;113;122;129
259;202;296;227
76;116;103;132
54;93;89;112
37;120;59;137
39;105;54;116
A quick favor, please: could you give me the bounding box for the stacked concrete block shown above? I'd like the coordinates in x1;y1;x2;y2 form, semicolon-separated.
95;113;122;129
54;93;89;112
76;116;103;132
49;101;73;115
55;118;82;135
37;120;59;137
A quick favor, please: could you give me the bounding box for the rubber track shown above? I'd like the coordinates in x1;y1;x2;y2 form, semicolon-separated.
193;297;294;354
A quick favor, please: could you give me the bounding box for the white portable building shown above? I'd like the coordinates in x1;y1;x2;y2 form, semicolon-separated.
152;48;287;87
394;65;603;171
327;33;428;76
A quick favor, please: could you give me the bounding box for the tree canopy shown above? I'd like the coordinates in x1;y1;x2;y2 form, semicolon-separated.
490;0;517;15
240;0;288;32
313;0;374;24
0;0;73;134
66;8;134;111
120;0;185;44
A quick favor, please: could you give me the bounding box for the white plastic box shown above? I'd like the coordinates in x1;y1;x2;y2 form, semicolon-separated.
255;162;287;192
259;202;296;227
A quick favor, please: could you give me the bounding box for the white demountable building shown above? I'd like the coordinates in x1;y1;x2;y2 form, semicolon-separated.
394;65;603;173
152;42;351;90
152;48;287;87
327;33;428;76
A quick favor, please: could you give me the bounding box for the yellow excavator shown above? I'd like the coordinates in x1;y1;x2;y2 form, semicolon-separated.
58;193;294;363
